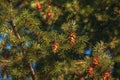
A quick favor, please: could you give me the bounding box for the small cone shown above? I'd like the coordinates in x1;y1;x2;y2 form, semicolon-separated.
52;41;59;54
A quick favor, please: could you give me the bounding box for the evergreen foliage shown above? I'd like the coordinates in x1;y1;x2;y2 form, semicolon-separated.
0;0;120;80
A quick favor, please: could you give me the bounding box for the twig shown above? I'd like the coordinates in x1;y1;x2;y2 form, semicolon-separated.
9;19;21;40
0;59;10;63
29;62;37;80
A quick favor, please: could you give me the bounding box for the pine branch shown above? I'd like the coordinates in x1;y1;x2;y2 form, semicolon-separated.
29;62;37;80
9;19;21;40
9;18;37;80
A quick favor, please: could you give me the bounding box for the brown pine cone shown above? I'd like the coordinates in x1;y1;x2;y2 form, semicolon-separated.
87;66;94;78
92;56;99;66
52;41;59;53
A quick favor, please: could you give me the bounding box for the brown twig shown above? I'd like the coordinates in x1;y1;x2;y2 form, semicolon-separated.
0;60;10;63
9;19;21;40
29;62;37;80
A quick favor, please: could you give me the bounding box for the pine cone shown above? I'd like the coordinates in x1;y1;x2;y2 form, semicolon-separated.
69;32;76;38
102;71;111;80
92;56;99;66
79;77;85;80
52;41;59;53
87;66;94;78
69;32;76;45
36;2;42;10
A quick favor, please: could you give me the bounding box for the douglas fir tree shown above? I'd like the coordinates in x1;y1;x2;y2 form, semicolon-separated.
0;0;119;80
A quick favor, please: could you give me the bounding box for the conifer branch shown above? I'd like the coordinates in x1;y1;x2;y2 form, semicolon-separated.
9;19;21;40
29;62;37;80
9;18;37;80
